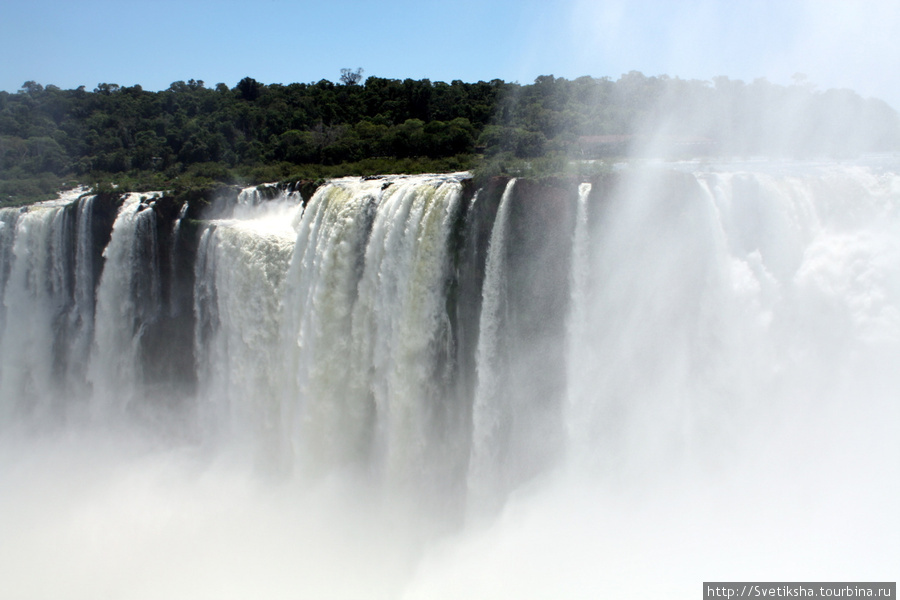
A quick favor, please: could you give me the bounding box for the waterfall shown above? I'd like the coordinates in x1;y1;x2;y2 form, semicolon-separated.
168;202;189;316
193;198;300;454
280;177;384;473
194;174;467;493
0;204;69;420
0;207;22;345
347;175;462;496
565;182;592;459
0;195;102;421
404;163;900;598
467;178;514;512
89;192;162;414
273;174;466;493
66;195;96;396
0;163;897;598
693;166;900;404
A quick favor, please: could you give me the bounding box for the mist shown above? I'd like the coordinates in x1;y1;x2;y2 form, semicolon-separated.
565;0;900;112
0;426;426;600
404;162;900;597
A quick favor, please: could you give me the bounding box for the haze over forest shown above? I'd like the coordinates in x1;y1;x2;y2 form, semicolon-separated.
2;71;899;203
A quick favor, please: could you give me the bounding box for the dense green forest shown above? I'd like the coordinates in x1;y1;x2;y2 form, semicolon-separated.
2;72;899;203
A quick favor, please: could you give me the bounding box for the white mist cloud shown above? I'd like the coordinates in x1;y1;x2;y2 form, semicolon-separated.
0;430;423;600
565;0;900;109
783;0;900;106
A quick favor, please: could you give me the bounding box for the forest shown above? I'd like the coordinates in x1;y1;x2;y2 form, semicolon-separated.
2;71;899;203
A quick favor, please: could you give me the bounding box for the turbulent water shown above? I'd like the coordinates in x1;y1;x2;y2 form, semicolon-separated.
0;165;897;599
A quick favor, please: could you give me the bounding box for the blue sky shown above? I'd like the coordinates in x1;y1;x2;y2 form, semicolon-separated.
3;0;899;109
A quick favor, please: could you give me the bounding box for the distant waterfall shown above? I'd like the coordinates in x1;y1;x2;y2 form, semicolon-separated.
694;166;900;398
555;164;900;480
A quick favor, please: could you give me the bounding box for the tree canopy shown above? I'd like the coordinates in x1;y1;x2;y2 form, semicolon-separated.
2;72;898;203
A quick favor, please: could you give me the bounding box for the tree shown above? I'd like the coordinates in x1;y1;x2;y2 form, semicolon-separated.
236;77;261;101
340;68;364;86
20;81;44;96
2;71;899;205
94;83;120;95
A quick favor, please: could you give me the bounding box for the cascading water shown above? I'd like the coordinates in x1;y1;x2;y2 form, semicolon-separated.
193;193;301;457
196;174;468;502
68;195;96;390
0;191;98;421
278;177;386;474
467;178;515;513
345;175;462;499
0;204;69;420
0;206;19;333
0;164;896;599
167;202;189;317
89;192;162;414
565;182;593;459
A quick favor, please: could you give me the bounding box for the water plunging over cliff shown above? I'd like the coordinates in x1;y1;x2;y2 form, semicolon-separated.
0;165;896;598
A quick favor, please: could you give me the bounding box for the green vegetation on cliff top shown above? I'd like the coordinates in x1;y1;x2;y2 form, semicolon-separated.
2;73;898;204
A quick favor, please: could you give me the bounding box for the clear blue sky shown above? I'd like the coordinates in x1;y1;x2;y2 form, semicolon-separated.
2;0;899;109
